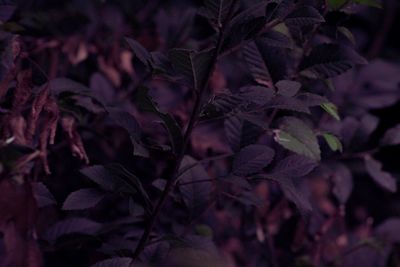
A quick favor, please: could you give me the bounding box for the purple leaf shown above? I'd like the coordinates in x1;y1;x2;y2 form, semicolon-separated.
224;114;243;151
0;5;16;22
265;95;311;114
45;218;102;243
276;80;301;97
108;108;141;140
375;218;400;243
267;154;317;179
32;182;56;208
168;48;215;91
178;156;213;214
80;165;115;191
381;124;400;146
364;157;397;193
232;144;275;176
285;6;324;26
243;41;273;87
239;86;274;106
91;257;132;267
331;163;353;204
300;44;367;79
62;188;105;210
270;176;312;215
125;37;152;67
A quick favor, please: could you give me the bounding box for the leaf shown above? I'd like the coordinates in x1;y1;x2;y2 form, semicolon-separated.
331;163;353;204
195;224;213;237
274;117;321;160
232;144;275;176
266;0;296;22
300;44;367;79
296;93;329;107
80;164;152;212
134;87;183;154
270;176;312;215
321;102;340;121
266;154;318;179
105;164;152;210
322;133;343;152
32;182;56;208
49;78;93;97
178;156;213;215
204;0;235;26
353;0;382;8
80;165;115;191
327;0;347;9
168;48;214;91
381;124;400;146
276;80;301;97
211;91;242;113
285;6;324;26
364;156;397;193
107;108;148;157
125;37;152;67
91;257;132;267
62;188;105;210
222;3;267;52
265;96;311;114
228;190;264;207
0;4;16;22
45;218;102;243
108;108;140;138
258;31;293;49
49;78;105;115
375;218;400;243
224;115;263;151
243;41;273;87
239;86;274;107
224;115;243;151
338;27;356;45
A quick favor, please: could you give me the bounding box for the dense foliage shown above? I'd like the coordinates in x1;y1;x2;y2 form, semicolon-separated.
0;0;400;266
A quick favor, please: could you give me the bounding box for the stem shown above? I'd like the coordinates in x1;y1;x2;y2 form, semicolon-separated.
130;2;237;262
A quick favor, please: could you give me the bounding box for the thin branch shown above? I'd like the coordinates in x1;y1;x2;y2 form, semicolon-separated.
130;1;239;262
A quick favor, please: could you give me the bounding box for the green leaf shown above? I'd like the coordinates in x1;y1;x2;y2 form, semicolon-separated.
321;102;340;121
353;0;382;8
322;133;343;152
168;48;215;91
274;117;321;161
195;224;213;237
327;0;347;9
134;87;184;154
338;27;356;45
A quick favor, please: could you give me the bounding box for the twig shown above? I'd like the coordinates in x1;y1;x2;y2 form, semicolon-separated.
130;1;239;262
